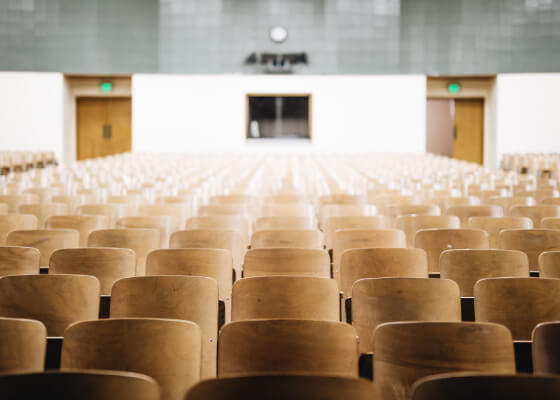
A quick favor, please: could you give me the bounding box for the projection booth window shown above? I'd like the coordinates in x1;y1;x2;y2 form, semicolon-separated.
246;94;311;140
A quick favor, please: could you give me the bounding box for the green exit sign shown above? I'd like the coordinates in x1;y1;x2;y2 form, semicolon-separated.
99;81;113;92
447;83;461;94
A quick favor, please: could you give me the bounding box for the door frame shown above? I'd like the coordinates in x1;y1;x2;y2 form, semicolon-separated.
63;75;132;163
426;76;497;167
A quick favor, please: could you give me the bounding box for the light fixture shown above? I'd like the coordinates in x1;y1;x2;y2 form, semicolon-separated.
270;26;288;44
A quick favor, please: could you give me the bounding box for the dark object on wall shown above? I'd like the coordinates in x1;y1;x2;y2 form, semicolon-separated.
245;52;308;73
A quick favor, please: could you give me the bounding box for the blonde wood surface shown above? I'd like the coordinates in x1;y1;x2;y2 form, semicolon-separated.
0;274;100;336
440;249;529;297
510;205;560;228
186;216;249;249
446;205;504;226
76;204;124;227
0;317;46;373
323;216;390;249
198;204;251;219
137;204;191;232
539;251;560;278
88;228;160;276
117;216;178;248
46;215;110;247
384;204;440;219
250;229;323;250
243;248;330;278
333;229;406;283
340;247;428;298
414;228;489;273
0;246;40;276
352;278;461;352
533;322;560;375
395;215;460;248
541;217;560;229
0;370;161;400
373;321;515;400
321;204;376;228
0;203;7;215
474;277;560;340
111;275;218;378
0;194;39;213
0;214;38;244
260;203;314;217
62;318;201;400
18;203;68;227
218;319;359;378
255;216;315;231
498;229;560;270
487;196;535;216
146;248;233;305
6;229;79;266
264;194;309;204
467;216;533;248
411;373;560;400
50;247;136;295
169;229;244;271
231;276;339;322
185;375;374;400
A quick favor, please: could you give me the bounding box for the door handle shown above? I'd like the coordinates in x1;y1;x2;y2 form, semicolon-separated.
453;125;457;140
103;124;112;139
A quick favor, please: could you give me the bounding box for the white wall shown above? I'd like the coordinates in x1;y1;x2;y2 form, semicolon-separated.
132;74;427;153
497;74;560;160
0;72;64;161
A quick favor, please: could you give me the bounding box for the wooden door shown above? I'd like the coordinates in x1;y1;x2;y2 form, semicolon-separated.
426;99;454;158
77;98;131;160
453;99;484;164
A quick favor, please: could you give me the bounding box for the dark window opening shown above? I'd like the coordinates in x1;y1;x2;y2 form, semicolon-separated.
247;95;311;140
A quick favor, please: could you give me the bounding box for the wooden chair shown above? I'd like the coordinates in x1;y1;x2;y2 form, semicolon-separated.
186;216;249;250
539;251;560;278
185;375;374;400
474;277;560;340
411;373;560;400
50;248;136;295
18;203;68;228
0;317;46;373
533;321;560;375
146;248;233;307
487;196;535;216
498;229;560;270
0;203;7;215
111;275;218;378
541;217;560;229
61;318;201;400
231;276;339;322
324;216;392;251
117;216;177;248
0;194;39;213
260;203;314;218
384;204;440;219
46;215;109;247
198;204;251;219
446;205;504;226
0;246;40;276
510;205;560;228
6;229;79;266
243;248;330;278
467;216;533;248
51;194;95;213
414;229;489;273
0;370;160;400
169;229;244;272
373;321;515;400
333;228;406;282
250;229;323;250
395;215;460;248
137;203;191;233
352;278;460;353
265;194;309;204
88;228;160;276
255;216;315;231
76;204;125;227
321;204;376;229
0;274;100;336
0;214;38;244
440;249;529;297
218;319;358;377
340;248;428;298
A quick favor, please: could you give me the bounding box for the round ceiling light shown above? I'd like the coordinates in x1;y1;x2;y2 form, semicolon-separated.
270;26;288;43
